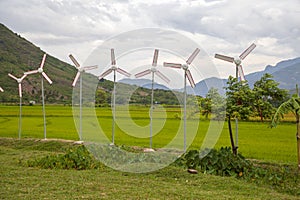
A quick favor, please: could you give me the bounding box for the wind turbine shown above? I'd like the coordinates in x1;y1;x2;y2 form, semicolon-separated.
135;49;170;149
99;48;131;145
8;73;27;139
215;43;256;153
215;43;256;82
164;48;200;151
24;54;52;139
69;54;98;141
0;87;3;92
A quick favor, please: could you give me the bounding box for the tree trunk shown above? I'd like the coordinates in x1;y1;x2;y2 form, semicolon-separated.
228;116;237;155
260;109;264;122
296;114;300;171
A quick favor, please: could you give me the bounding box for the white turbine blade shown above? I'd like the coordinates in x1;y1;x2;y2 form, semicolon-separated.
18;83;22;98
83;65;98;71
40;54;47;69
152;49;159;67
24;70;39;75
0;87;3;92
20;74;27;81
117;68;131;77
155;70;170;83
135;69;151;78
69;54;80;68
186;70;196;88
111;48;116;65
186;48;200;65
99;68;113;79
42;72;53;84
72;71;81;87
215;54;234;63
239;43;256;60
163;62;182;69
238;65;245;81
8;73;18;81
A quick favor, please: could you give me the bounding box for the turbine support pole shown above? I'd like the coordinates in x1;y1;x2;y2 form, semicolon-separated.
150;71;154;149
112;70;116;145
19;96;22;140
41;75;47;139
183;71;187;152
79;74;83;141
235;64;239;153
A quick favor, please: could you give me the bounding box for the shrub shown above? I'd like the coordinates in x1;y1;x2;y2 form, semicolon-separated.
27;145;101;170
177;147;252;177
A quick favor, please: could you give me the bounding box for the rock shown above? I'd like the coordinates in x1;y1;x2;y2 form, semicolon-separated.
143;148;155;152
187;169;198;174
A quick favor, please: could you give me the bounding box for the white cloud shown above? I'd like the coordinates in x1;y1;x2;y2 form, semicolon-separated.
0;0;299;80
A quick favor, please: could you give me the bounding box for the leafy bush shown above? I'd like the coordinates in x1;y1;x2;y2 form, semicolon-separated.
177;147;252;177
176;147;300;194
27;145;102;170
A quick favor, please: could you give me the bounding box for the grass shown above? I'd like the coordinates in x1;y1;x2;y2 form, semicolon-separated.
0;138;299;199
0;105;298;165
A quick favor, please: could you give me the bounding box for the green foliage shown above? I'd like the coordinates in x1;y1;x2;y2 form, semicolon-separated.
271;97;300;127
177;147;252;177
253;74;289;121
27;145;102;170
225;76;254;120
176;147;300;194
201;88;226;120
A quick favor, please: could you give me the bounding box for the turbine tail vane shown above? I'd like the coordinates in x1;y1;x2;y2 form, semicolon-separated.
155;70;170;83
8;73;18;81
69;54;80;68
83;65;98;71
111;48;116;65
135;69;151;78
186;70;196;88
186;48;200;65
24;70;39;75
42;72;53;84
72;71;81;87
239;43;256;60
215;54;234;63
40;54;47;69
18;83;22;98
163;62;182;69
99;69;113;79
152;49;159;67
116;68;131;77
238;65;245;81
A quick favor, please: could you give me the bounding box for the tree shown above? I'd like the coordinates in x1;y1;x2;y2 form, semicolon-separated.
225;76;254;154
253;73;289;122
201;88;225;120
95;88;107;105
271;85;300;170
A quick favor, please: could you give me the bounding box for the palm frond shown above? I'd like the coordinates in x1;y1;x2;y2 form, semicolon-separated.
270;97;300;128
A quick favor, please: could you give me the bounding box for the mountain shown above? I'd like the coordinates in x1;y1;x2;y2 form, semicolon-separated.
192;57;300;96
119;57;300;97
119;78;170;90
0;23;77;103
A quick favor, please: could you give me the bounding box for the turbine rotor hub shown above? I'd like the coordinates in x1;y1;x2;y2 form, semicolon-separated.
234;57;242;65
111;65;117;70
151;67;157;72
182;64;189;70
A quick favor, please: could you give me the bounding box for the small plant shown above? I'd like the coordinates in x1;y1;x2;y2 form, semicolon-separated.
177;147;252;177
176;147;300;194
27;145;102;170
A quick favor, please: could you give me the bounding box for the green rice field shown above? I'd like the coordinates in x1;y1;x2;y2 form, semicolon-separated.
0;105;297;165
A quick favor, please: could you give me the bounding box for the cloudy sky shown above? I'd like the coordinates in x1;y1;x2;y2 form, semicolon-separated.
0;0;299;82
